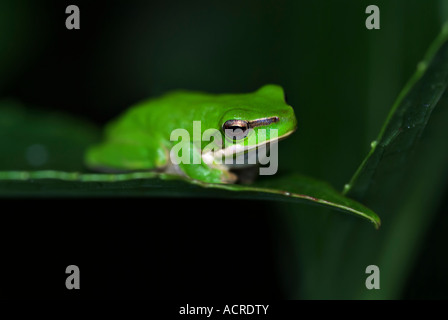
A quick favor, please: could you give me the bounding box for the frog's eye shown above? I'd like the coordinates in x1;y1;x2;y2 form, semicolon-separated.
222;119;250;140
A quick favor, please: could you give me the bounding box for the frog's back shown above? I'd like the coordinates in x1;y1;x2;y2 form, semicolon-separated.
134;90;217;117
111;90;223;137
85;90;211;172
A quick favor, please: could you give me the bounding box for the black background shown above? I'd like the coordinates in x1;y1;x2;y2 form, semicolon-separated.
0;0;447;300
0;0;287;300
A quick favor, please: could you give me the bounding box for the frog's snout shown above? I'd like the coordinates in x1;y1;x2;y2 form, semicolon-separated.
278;107;297;133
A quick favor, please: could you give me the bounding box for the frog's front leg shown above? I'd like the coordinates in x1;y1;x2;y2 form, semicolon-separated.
169;141;237;184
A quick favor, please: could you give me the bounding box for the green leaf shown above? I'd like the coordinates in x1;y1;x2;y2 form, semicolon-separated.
283;22;448;300
0;101;379;228
344;23;448;200
0;170;380;228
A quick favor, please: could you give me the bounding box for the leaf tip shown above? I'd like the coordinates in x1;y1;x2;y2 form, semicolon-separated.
373;216;381;230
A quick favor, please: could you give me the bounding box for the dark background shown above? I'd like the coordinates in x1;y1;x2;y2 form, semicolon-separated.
0;0;447;299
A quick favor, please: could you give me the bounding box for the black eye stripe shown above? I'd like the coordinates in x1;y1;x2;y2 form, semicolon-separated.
222;117;279;134
248;117;279;128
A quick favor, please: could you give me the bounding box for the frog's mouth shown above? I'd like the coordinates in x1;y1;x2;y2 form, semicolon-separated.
201;128;296;165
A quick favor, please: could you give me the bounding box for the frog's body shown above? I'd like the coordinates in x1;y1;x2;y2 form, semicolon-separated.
85;84;297;184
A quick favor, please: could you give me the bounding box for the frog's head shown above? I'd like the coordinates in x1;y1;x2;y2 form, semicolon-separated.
216;84;297;155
